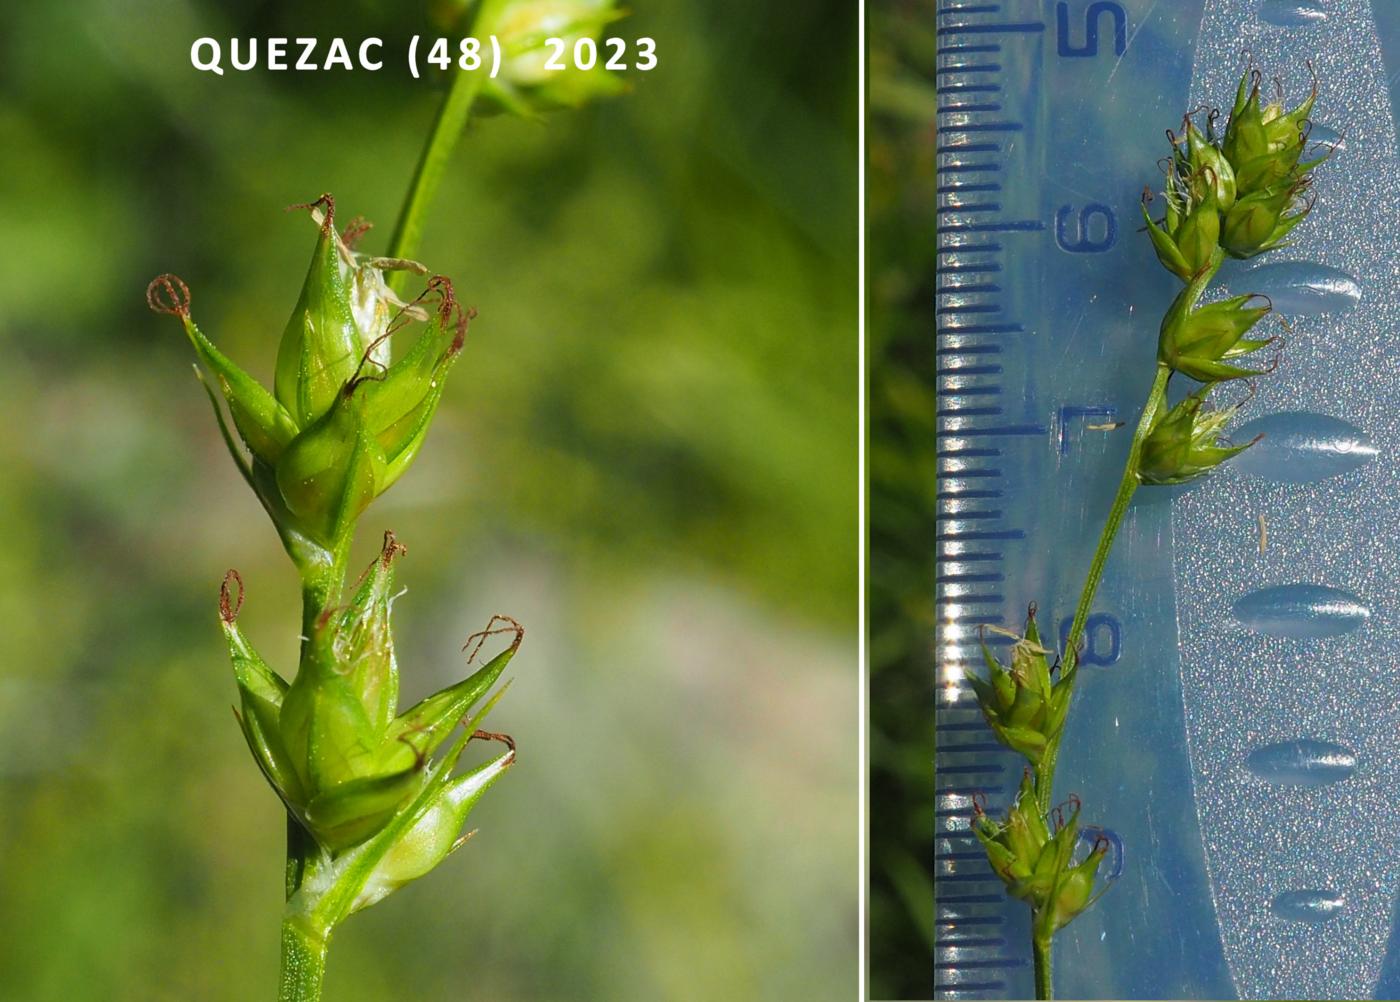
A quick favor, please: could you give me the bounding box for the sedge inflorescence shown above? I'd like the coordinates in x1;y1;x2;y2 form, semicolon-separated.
1141;67;1329;482
149;194;521;940
152;6;633;991
967;607;1109;939
965;67;1333;996
148;195;471;568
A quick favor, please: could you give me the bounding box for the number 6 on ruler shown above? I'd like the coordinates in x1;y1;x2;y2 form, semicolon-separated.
1055;203;1117;253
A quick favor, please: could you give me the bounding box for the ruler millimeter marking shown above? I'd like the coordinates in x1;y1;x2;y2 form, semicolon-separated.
934;2;1051;998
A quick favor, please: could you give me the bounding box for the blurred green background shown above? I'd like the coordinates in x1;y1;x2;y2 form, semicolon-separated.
868;3;938;999
0;1;857;999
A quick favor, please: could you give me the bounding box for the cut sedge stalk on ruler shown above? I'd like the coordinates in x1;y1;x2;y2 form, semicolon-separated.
964;67;1334;999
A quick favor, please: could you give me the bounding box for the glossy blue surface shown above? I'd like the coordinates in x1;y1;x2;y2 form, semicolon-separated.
1226;261;1362;316
1246;739;1358;787
1272;890;1348;924
1257;0;1329;28
1232;583;1370;638
1231;411;1375;484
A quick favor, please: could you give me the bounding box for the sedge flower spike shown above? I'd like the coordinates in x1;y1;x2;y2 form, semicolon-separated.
1139;387;1256;485
154;191;525;998
222;540;521;862
965;605;1072;766
1222;67;1321;196
971;67;1340;999
490;0;627;114
148;195;471;571
1144;68;1329;280
219;552;524;948
1157;255;1276;383
972;772;1111;937
1213;68;1325;259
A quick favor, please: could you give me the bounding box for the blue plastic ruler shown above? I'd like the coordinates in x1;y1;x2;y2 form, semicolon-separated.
935;1;1400;998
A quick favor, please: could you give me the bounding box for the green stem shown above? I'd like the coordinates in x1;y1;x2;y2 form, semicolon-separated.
298;545;351;649
286;541;351;900
1023;259;1219;995
1033;361;1170;814
1034;930;1053;1000
385;0;509;290
1034;255;1221;811
1065;361;1173;668
279;918;328;1002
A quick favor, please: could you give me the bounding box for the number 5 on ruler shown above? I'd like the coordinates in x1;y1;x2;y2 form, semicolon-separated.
1056;2;1127;58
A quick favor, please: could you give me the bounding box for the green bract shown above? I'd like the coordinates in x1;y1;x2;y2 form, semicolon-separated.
1222;69;1322;196
147;194;470;569
1221;180;1311;258
1139;387;1254;485
965;606;1071;766
973;771;1110;936
1142;182;1220;282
